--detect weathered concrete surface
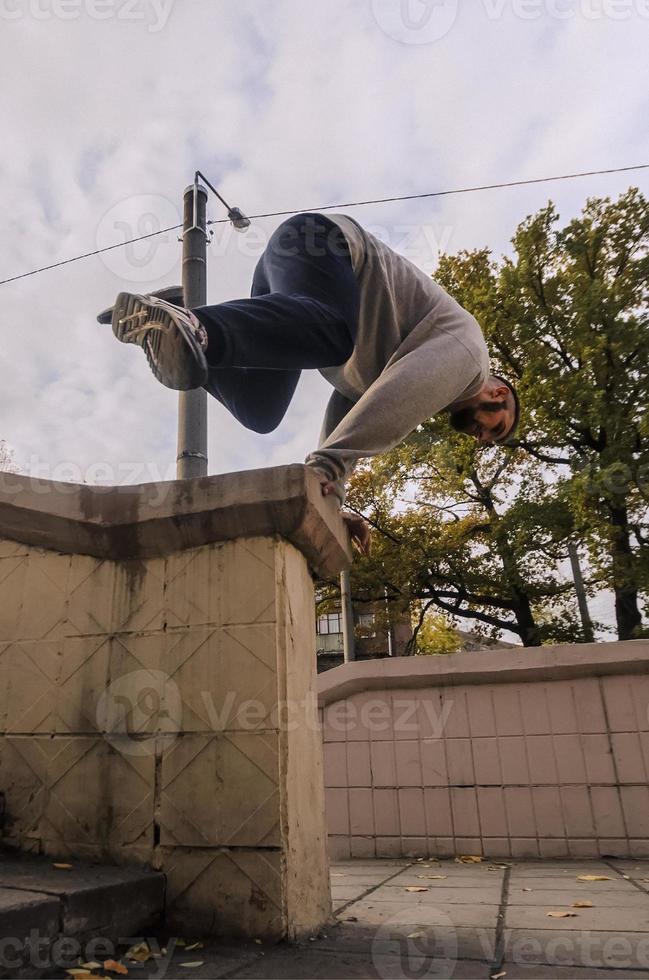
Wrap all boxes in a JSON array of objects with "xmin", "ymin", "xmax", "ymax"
[
  {"xmin": 0, "ymin": 466, "xmax": 351, "ymax": 941},
  {"xmin": 0, "ymin": 464, "xmax": 350, "ymax": 579},
  {"xmin": 318, "ymin": 641, "xmax": 649, "ymax": 861}
]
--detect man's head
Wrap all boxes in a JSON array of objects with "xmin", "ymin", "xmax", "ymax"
[{"xmin": 448, "ymin": 374, "xmax": 520, "ymax": 445}]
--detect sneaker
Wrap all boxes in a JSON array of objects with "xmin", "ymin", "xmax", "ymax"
[
  {"xmin": 96, "ymin": 285, "xmax": 185, "ymax": 325},
  {"xmin": 110, "ymin": 292, "xmax": 209, "ymax": 391}
]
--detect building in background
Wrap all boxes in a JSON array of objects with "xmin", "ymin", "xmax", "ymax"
[{"xmin": 316, "ymin": 601, "xmax": 413, "ymax": 673}]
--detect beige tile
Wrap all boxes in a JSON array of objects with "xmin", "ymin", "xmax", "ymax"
[
  {"xmin": 602, "ymin": 676, "xmax": 637, "ymax": 733},
  {"xmin": 0, "ymin": 734, "xmax": 154, "ymax": 853},
  {"xmin": 526, "ymin": 735, "xmax": 559, "ymax": 784},
  {"xmin": 66, "ymin": 555, "xmax": 165, "ymax": 636},
  {"xmin": 420, "ymin": 738, "xmax": 448, "ymax": 786},
  {"xmin": 443, "ymin": 689, "xmax": 470, "ymax": 738},
  {"xmin": 478, "ymin": 786, "xmax": 506, "ymax": 839},
  {"xmin": 466, "ymin": 686, "xmax": 497, "ymax": 737},
  {"xmin": 160, "ymin": 733, "xmax": 280, "ymax": 848},
  {"xmin": 554, "ymin": 734, "xmax": 587, "ymax": 783},
  {"xmin": 1, "ymin": 640, "xmax": 61, "ymax": 733},
  {"xmin": 561, "ymin": 786, "xmax": 596, "ymax": 838},
  {"xmin": 0, "ymin": 556, "xmax": 28, "ymax": 641},
  {"xmin": 520, "ymin": 686, "xmax": 551, "ymax": 735},
  {"xmin": 547, "ymin": 681, "xmax": 578, "ymax": 734},
  {"xmin": 573, "ymin": 677, "xmax": 607, "ymax": 733},
  {"xmin": 531, "ymin": 787, "xmax": 565, "ymax": 838},
  {"xmin": 493, "ymin": 686, "xmax": 523, "ymax": 736},
  {"xmin": 163, "ymin": 847, "xmax": 285, "ymax": 939},
  {"xmin": 620, "ymin": 786, "xmax": 649, "ymax": 837},
  {"xmin": 162, "ymin": 625, "xmax": 279, "ymax": 734},
  {"xmin": 18, "ymin": 553, "xmax": 70, "ymax": 641}
]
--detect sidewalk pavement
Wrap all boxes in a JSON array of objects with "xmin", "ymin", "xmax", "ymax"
[{"xmin": 55, "ymin": 858, "xmax": 649, "ymax": 979}]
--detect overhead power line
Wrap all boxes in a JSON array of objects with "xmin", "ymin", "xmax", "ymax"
[{"xmin": 1, "ymin": 163, "xmax": 648, "ymax": 287}]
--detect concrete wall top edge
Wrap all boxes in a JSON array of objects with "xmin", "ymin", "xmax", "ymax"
[
  {"xmin": 317, "ymin": 639, "xmax": 649, "ymax": 704},
  {"xmin": 0, "ymin": 464, "xmax": 352, "ymax": 579}
]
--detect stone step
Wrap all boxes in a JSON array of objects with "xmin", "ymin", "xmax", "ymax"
[{"xmin": 0, "ymin": 852, "xmax": 165, "ymax": 978}]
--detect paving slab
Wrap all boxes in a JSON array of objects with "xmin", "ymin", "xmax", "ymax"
[
  {"xmin": 513, "ymin": 876, "xmax": 634, "ymax": 891},
  {"xmin": 503, "ymin": 927, "xmax": 649, "ymax": 971},
  {"xmin": 335, "ymin": 898, "xmax": 500, "ymax": 930},
  {"xmin": 225, "ymin": 947, "xmax": 492, "ymax": 979},
  {"xmin": 363, "ymin": 886, "xmax": 502, "ymax": 906},
  {"xmin": 508, "ymin": 888, "xmax": 649, "ymax": 908},
  {"xmin": 501, "ymin": 966, "xmax": 649, "ymax": 979},
  {"xmin": 507, "ymin": 905, "xmax": 649, "ymax": 932},
  {"xmin": 313, "ymin": 920, "xmax": 497, "ymax": 962}
]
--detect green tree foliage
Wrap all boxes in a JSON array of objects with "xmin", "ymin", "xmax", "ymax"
[
  {"xmin": 438, "ymin": 187, "xmax": 648, "ymax": 639},
  {"xmin": 342, "ymin": 188, "xmax": 648, "ymax": 644}
]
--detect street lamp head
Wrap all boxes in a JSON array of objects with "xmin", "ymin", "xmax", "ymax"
[{"xmin": 228, "ymin": 207, "xmax": 251, "ymax": 232}]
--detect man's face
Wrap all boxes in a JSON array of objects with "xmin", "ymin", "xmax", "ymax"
[{"xmin": 449, "ymin": 385, "xmax": 515, "ymax": 444}]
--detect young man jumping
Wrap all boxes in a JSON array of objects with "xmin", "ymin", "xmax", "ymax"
[{"xmin": 100, "ymin": 212, "xmax": 520, "ymax": 554}]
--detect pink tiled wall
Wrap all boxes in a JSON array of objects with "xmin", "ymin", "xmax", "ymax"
[{"xmin": 321, "ymin": 673, "xmax": 649, "ymax": 860}]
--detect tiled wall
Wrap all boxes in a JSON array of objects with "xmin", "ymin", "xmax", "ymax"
[
  {"xmin": 0, "ymin": 533, "xmax": 331, "ymax": 939},
  {"xmin": 321, "ymin": 674, "xmax": 649, "ymax": 860}
]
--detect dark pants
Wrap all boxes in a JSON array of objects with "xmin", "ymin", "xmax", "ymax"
[{"xmin": 192, "ymin": 213, "xmax": 360, "ymax": 434}]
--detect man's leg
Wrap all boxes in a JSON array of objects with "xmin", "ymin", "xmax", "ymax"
[
  {"xmin": 196, "ymin": 213, "xmax": 359, "ymax": 433},
  {"xmin": 106, "ymin": 214, "xmax": 359, "ymax": 432}
]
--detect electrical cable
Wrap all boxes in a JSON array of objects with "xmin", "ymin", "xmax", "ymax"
[{"xmin": 1, "ymin": 163, "xmax": 647, "ymax": 287}]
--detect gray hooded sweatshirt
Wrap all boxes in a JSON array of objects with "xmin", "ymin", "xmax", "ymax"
[{"xmin": 304, "ymin": 213, "xmax": 491, "ymax": 502}]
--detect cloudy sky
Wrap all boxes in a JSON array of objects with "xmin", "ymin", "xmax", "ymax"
[{"xmin": 1, "ymin": 0, "xmax": 647, "ymax": 631}]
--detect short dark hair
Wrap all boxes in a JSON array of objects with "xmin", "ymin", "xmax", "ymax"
[{"xmin": 491, "ymin": 374, "xmax": 521, "ymax": 443}]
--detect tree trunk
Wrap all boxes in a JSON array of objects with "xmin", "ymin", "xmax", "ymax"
[
  {"xmin": 512, "ymin": 591, "xmax": 542, "ymax": 646},
  {"xmin": 609, "ymin": 503, "xmax": 643, "ymax": 640}
]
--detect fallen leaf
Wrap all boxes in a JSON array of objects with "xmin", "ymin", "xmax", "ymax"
[
  {"xmin": 103, "ymin": 961, "xmax": 128, "ymax": 976},
  {"xmin": 176, "ymin": 939, "xmax": 187, "ymax": 948},
  {"xmin": 487, "ymin": 864, "xmax": 510, "ymax": 871},
  {"xmin": 124, "ymin": 943, "xmax": 152, "ymax": 963},
  {"xmin": 491, "ymin": 972, "xmax": 507, "ymax": 979},
  {"xmin": 576, "ymin": 875, "xmax": 610, "ymax": 882},
  {"xmin": 417, "ymin": 875, "xmax": 448, "ymax": 880},
  {"xmin": 572, "ymin": 901, "xmax": 594, "ymax": 908},
  {"xmin": 184, "ymin": 943, "xmax": 204, "ymax": 952},
  {"xmin": 179, "ymin": 963, "xmax": 204, "ymax": 969},
  {"xmin": 345, "ymin": 916, "xmax": 358, "ymax": 922},
  {"xmin": 522, "ymin": 888, "xmax": 532, "ymax": 892},
  {"xmin": 405, "ymin": 886, "xmax": 429, "ymax": 892},
  {"xmin": 254, "ymin": 939, "xmax": 262, "ymax": 945},
  {"xmin": 81, "ymin": 965, "xmax": 102, "ymax": 972},
  {"xmin": 455, "ymin": 855, "xmax": 482, "ymax": 864},
  {"xmin": 331, "ymin": 873, "xmax": 347, "ymax": 877},
  {"xmin": 547, "ymin": 911, "xmax": 578, "ymax": 918},
  {"xmin": 53, "ymin": 863, "xmax": 73, "ymax": 870},
  {"xmin": 407, "ymin": 932, "xmax": 426, "ymax": 939}
]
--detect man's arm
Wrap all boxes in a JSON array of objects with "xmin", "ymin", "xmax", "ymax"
[{"xmin": 305, "ymin": 331, "xmax": 485, "ymax": 500}]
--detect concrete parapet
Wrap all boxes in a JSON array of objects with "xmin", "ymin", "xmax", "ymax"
[{"xmin": 0, "ymin": 465, "xmax": 351, "ymax": 940}]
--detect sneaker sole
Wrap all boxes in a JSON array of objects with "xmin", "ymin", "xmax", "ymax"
[{"xmin": 112, "ymin": 292, "xmax": 208, "ymax": 391}]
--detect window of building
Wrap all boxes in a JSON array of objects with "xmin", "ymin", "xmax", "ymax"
[
  {"xmin": 317, "ymin": 612, "xmax": 343, "ymax": 635},
  {"xmin": 357, "ymin": 612, "xmax": 377, "ymax": 637}
]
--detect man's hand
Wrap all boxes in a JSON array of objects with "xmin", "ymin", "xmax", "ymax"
[
  {"xmin": 342, "ymin": 512, "xmax": 371, "ymax": 556},
  {"xmin": 312, "ymin": 469, "xmax": 371, "ymax": 555}
]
